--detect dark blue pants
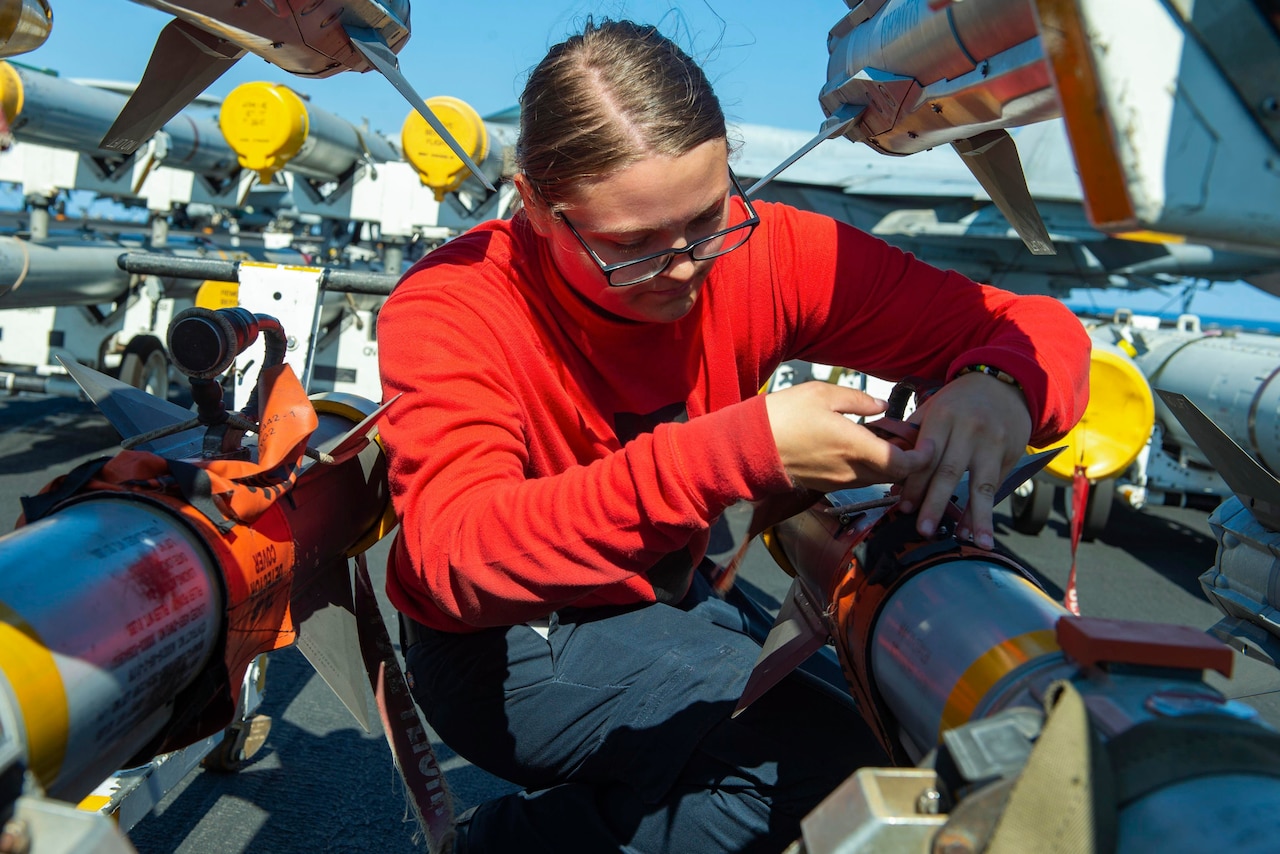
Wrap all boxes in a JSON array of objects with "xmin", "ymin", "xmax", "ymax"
[{"xmin": 403, "ymin": 573, "xmax": 888, "ymax": 853}]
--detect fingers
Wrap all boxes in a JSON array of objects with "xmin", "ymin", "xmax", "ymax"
[{"xmin": 894, "ymin": 377, "xmax": 1032, "ymax": 546}]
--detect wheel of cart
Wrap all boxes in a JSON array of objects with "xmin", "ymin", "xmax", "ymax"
[{"xmin": 118, "ymin": 335, "xmax": 171, "ymax": 401}]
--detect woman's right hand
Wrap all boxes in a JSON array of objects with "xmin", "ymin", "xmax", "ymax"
[{"xmin": 764, "ymin": 382, "xmax": 935, "ymax": 493}]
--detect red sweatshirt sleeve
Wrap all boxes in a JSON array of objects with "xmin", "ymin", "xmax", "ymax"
[{"xmin": 769, "ymin": 208, "xmax": 1090, "ymax": 445}]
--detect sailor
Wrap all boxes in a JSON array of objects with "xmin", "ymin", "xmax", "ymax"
[{"xmin": 377, "ymin": 18, "xmax": 1090, "ymax": 852}]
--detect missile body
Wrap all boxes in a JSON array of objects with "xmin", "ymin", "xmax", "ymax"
[
  {"xmin": 1125, "ymin": 324, "xmax": 1280, "ymax": 476},
  {"xmin": 0, "ymin": 61, "xmax": 239, "ymax": 180},
  {"xmin": 822, "ymin": 0, "xmax": 1057, "ymax": 156},
  {"xmin": 750, "ymin": 483, "xmax": 1280, "ymax": 850},
  {"xmin": 0, "ymin": 390, "xmax": 391, "ymax": 803},
  {"xmin": 0, "ymin": 0, "xmax": 51, "ymax": 59}
]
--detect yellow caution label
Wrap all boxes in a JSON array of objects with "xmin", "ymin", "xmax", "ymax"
[
  {"xmin": 195, "ymin": 279, "xmax": 239, "ymax": 310},
  {"xmin": 0, "ymin": 599, "xmax": 69, "ymax": 788},
  {"xmin": 940, "ymin": 628, "xmax": 1059, "ymax": 737},
  {"xmin": 77, "ymin": 794, "xmax": 114, "ymax": 816}
]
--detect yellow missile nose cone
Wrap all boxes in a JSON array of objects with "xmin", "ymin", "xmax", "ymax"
[
  {"xmin": 0, "ymin": 60, "xmax": 23, "ymax": 125},
  {"xmin": 1041, "ymin": 341, "xmax": 1155, "ymax": 481},
  {"xmin": 401, "ymin": 95, "xmax": 489, "ymax": 201},
  {"xmin": 219, "ymin": 82, "xmax": 311, "ymax": 184}
]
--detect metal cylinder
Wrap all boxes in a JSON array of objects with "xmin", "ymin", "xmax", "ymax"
[
  {"xmin": 0, "ymin": 0, "xmax": 51, "ymax": 59},
  {"xmin": 0, "ymin": 237, "xmax": 133, "ymax": 306},
  {"xmin": 0, "ymin": 399, "xmax": 391, "ymax": 806},
  {"xmin": 827, "ymin": 0, "xmax": 1038, "ymax": 88},
  {"xmin": 0, "ymin": 61, "xmax": 238, "ymax": 179},
  {"xmin": 869, "ymin": 559, "xmax": 1066, "ymax": 754},
  {"xmin": 1120, "ymin": 323, "xmax": 1280, "ymax": 474},
  {"xmin": 0, "ymin": 497, "xmax": 224, "ymax": 799}
]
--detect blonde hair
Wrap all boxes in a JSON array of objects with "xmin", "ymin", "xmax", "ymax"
[{"xmin": 517, "ymin": 18, "xmax": 726, "ymax": 209}]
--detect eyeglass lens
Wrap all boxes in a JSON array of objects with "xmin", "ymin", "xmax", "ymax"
[{"xmin": 606, "ymin": 224, "xmax": 753, "ymax": 286}]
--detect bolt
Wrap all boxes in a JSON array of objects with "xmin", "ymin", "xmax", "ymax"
[
  {"xmin": 932, "ymin": 103, "xmax": 943, "ymax": 113},
  {"xmin": 916, "ymin": 787, "xmax": 943, "ymax": 815},
  {"xmin": 271, "ymin": 41, "xmax": 283, "ymax": 49},
  {"xmin": 908, "ymin": 131, "xmax": 919, "ymax": 139},
  {"xmin": 286, "ymin": 335, "xmax": 298, "ymax": 351},
  {"xmin": 1261, "ymin": 96, "xmax": 1279, "ymax": 117}
]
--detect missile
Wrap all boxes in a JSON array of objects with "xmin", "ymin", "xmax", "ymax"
[
  {"xmin": 1156, "ymin": 392, "xmax": 1280, "ymax": 673},
  {"xmin": 109, "ymin": 0, "xmax": 494, "ymax": 192},
  {"xmin": 0, "ymin": 305, "xmax": 396, "ymax": 815},
  {"xmin": 735, "ymin": 443, "xmax": 1280, "ymax": 852},
  {"xmin": 0, "ymin": 0, "xmax": 51, "ymax": 60},
  {"xmin": 0, "ymin": 60, "xmax": 240, "ymax": 181},
  {"xmin": 218, "ymin": 80, "xmax": 399, "ymax": 185},
  {"xmin": 763, "ymin": 0, "xmax": 1280, "ymax": 258}
]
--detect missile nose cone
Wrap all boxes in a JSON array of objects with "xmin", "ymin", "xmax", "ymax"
[
  {"xmin": 0, "ymin": 0, "xmax": 52, "ymax": 61},
  {"xmin": 0, "ymin": 60, "xmax": 23, "ymax": 126}
]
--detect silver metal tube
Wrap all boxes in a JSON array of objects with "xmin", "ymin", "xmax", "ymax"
[
  {"xmin": 2, "ymin": 62, "xmax": 239, "ymax": 179},
  {"xmin": 869, "ymin": 559, "xmax": 1066, "ymax": 754},
  {"xmin": 288, "ymin": 104, "xmax": 399, "ymax": 183},
  {"xmin": 1127, "ymin": 326, "xmax": 1280, "ymax": 474},
  {"xmin": 0, "ymin": 497, "xmax": 224, "ymax": 800}
]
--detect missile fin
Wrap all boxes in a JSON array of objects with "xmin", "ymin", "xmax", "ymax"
[
  {"xmin": 316, "ymin": 393, "xmax": 400, "ymax": 465},
  {"xmin": 100, "ymin": 19, "xmax": 245, "ymax": 155},
  {"xmin": 292, "ymin": 562, "xmax": 373, "ymax": 732},
  {"xmin": 732, "ymin": 577, "xmax": 831, "ymax": 718},
  {"xmin": 346, "ymin": 25, "xmax": 497, "ymax": 193},
  {"xmin": 55, "ymin": 357, "xmax": 205, "ymax": 457},
  {"xmin": 951, "ymin": 446, "xmax": 1065, "ymax": 515},
  {"xmin": 1156, "ymin": 390, "xmax": 1280, "ymax": 531},
  {"xmin": 746, "ymin": 106, "xmax": 864, "ymax": 197},
  {"xmin": 951, "ymin": 129, "xmax": 1056, "ymax": 256}
]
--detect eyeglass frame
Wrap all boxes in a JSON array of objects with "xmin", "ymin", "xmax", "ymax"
[{"xmin": 557, "ymin": 170, "xmax": 760, "ymax": 288}]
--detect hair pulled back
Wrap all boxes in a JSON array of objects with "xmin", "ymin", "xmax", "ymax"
[{"xmin": 517, "ymin": 18, "xmax": 726, "ymax": 209}]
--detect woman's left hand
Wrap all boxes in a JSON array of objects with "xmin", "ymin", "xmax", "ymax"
[{"xmin": 894, "ymin": 371, "xmax": 1033, "ymax": 549}]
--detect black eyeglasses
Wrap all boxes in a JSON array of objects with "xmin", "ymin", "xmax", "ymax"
[{"xmin": 558, "ymin": 171, "xmax": 760, "ymax": 287}]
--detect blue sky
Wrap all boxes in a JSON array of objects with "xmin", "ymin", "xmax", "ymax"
[{"xmin": 21, "ymin": 1, "xmax": 843, "ymax": 138}]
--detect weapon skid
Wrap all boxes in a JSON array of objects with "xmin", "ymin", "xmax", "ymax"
[
  {"xmin": 744, "ymin": 473, "xmax": 1280, "ymax": 852},
  {"xmin": 0, "ymin": 301, "xmax": 429, "ymax": 853}
]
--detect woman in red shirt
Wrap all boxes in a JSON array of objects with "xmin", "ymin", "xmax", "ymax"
[{"xmin": 378, "ymin": 18, "xmax": 1089, "ymax": 853}]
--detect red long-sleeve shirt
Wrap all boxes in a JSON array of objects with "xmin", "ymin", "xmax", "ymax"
[{"xmin": 378, "ymin": 201, "xmax": 1089, "ymax": 632}]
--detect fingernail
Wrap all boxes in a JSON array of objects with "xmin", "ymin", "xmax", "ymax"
[
  {"xmin": 899, "ymin": 500, "xmax": 914, "ymax": 513},
  {"xmin": 978, "ymin": 533, "xmax": 994, "ymax": 550},
  {"xmin": 957, "ymin": 527, "xmax": 971, "ymax": 541},
  {"xmin": 919, "ymin": 518, "xmax": 934, "ymax": 537}
]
